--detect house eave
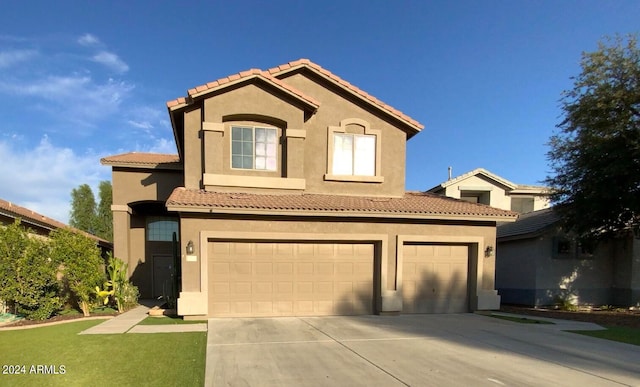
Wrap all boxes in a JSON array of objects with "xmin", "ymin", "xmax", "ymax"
[{"xmin": 166, "ymin": 204, "xmax": 517, "ymax": 222}]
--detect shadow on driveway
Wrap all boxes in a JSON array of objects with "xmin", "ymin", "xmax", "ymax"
[{"xmin": 205, "ymin": 313, "xmax": 640, "ymax": 386}]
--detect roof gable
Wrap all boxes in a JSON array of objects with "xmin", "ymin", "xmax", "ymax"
[
  {"xmin": 167, "ymin": 68, "xmax": 320, "ymax": 113},
  {"xmin": 267, "ymin": 59, "xmax": 423, "ymax": 136},
  {"xmin": 428, "ymin": 168, "xmax": 518, "ymax": 192}
]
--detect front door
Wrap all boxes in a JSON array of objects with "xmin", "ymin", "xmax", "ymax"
[{"xmin": 152, "ymin": 255, "xmax": 174, "ymax": 299}]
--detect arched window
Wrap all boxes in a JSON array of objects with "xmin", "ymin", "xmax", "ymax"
[{"xmin": 147, "ymin": 217, "xmax": 179, "ymax": 242}]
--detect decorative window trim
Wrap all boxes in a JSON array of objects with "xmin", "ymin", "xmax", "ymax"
[
  {"xmin": 325, "ymin": 118, "xmax": 383, "ymax": 183},
  {"xmin": 230, "ymin": 125, "xmax": 278, "ymax": 171}
]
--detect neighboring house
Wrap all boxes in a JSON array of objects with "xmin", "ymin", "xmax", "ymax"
[
  {"xmin": 0, "ymin": 198, "xmax": 112, "ymax": 254},
  {"xmin": 496, "ymin": 208, "xmax": 640, "ymax": 307},
  {"xmin": 101, "ymin": 59, "xmax": 517, "ymax": 319},
  {"xmin": 0, "ymin": 198, "xmax": 113, "ymax": 313},
  {"xmin": 427, "ymin": 168, "xmax": 550, "ymax": 214}
]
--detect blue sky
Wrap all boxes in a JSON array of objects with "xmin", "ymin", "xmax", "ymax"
[{"xmin": 0, "ymin": 1, "xmax": 638, "ymax": 223}]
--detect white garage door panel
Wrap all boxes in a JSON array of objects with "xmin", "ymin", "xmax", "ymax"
[
  {"xmin": 209, "ymin": 242, "xmax": 374, "ymax": 317},
  {"xmin": 402, "ymin": 244, "xmax": 469, "ymax": 314}
]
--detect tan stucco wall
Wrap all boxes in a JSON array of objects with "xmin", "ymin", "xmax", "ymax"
[
  {"xmin": 176, "ymin": 215, "xmax": 498, "ymax": 316},
  {"xmin": 442, "ymin": 175, "xmax": 510, "ymax": 209},
  {"xmin": 177, "ymin": 72, "xmax": 408, "ymax": 197},
  {"xmin": 111, "ymin": 168, "xmax": 182, "ymax": 205}
]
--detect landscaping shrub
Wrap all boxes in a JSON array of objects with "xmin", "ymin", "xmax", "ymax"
[
  {"xmin": 50, "ymin": 228, "xmax": 105, "ymax": 317},
  {"xmin": 0, "ymin": 221, "xmax": 61, "ymax": 320}
]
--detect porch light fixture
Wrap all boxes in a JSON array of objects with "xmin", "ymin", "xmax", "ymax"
[
  {"xmin": 186, "ymin": 240, "xmax": 195, "ymax": 255},
  {"xmin": 484, "ymin": 245, "xmax": 494, "ymax": 257}
]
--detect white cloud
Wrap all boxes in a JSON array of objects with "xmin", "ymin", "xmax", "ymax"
[
  {"xmin": 0, "ymin": 49, "xmax": 38, "ymax": 68},
  {"xmin": 78, "ymin": 33, "xmax": 101, "ymax": 47},
  {"xmin": 0, "ymin": 136, "xmax": 109, "ymax": 223},
  {"xmin": 92, "ymin": 51, "xmax": 129, "ymax": 73},
  {"xmin": 0, "ymin": 75, "xmax": 134, "ymax": 127},
  {"xmin": 128, "ymin": 120, "xmax": 153, "ymax": 129}
]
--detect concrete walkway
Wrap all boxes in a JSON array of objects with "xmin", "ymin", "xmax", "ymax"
[
  {"xmin": 79, "ymin": 301, "xmax": 207, "ymax": 334},
  {"xmin": 80, "ymin": 304, "xmax": 151, "ymax": 334}
]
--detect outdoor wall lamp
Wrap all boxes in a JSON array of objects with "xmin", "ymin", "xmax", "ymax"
[
  {"xmin": 484, "ymin": 245, "xmax": 494, "ymax": 257},
  {"xmin": 186, "ymin": 240, "xmax": 195, "ymax": 255}
]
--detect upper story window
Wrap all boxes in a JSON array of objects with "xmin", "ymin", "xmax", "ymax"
[
  {"xmin": 332, "ymin": 133, "xmax": 376, "ymax": 176},
  {"xmin": 231, "ymin": 126, "xmax": 277, "ymax": 171},
  {"xmin": 147, "ymin": 217, "xmax": 179, "ymax": 242},
  {"xmin": 325, "ymin": 118, "xmax": 383, "ymax": 183}
]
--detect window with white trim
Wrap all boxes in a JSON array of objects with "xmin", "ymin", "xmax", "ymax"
[
  {"xmin": 332, "ymin": 133, "xmax": 376, "ymax": 176},
  {"xmin": 231, "ymin": 126, "xmax": 277, "ymax": 171}
]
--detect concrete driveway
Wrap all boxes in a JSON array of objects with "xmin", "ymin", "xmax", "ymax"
[{"xmin": 205, "ymin": 313, "xmax": 640, "ymax": 386}]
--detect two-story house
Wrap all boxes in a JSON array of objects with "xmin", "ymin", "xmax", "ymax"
[
  {"xmin": 427, "ymin": 168, "xmax": 550, "ymax": 214},
  {"xmin": 102, "ymin": 59, "xmax": 517, "ymax": 319}
]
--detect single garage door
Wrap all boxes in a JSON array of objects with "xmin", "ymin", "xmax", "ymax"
[
  {"xmin": 208, "ymin": 241, "xmax": 374, "ymax": 317},
  {"xmin": 402, "ymin": 243, "xmax": 469, "ymax": 313}
]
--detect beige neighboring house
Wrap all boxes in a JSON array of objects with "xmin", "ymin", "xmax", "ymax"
[
  {"xmin": 427, "ymin": 168, "xmax": 550, "ymax": 214},
  {"xmin": 496, "ymin": 208, "xmax": 640, "ymax": 307},
  {"xmin": 101, "ymin": 59, "xmax": 517, "ymax": 319}
]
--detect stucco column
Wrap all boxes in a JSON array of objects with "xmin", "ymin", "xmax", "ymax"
[
  {"xmin": 285, "ymin": 129, "xmax": 306, "ymax": 178},
  {"xmin": 202, "ymin": 122, "xmax": 224, "ymax": 175},
  {"xmin": 111, "ymin": 204, "xmax": 131, "ymax": 275}
]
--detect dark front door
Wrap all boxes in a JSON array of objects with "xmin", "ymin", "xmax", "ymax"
[{"xmin": 152, "ymin": 255, "xmax": 174, "ymax": 299}]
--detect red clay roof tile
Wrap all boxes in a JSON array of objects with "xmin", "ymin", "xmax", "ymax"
[
  {"xmin": 266, "ymin": 59, "xmax": 423, "ymax": 132},
  {"xmin": 0, "ymin": 198, "xmax": 111, "ymax": 245},
  {"xmin": 100, "ymin": 152, "xmax": 182, "ymax": 169},
  {"xmin": 166, "ymin": 188, "xmax": 517, "ymax": 220}
]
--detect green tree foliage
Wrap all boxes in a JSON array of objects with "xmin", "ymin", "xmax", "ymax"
[
  {"xmin": 50, "ymin": 228, "xmax": 105, "ymax": 317},
  {"xmin": 0, "ymin": 221, "xmax": 61, "ymax": 320},
  {"xmin": 69, "ymin": 181, "xmax": 113, "ymax": 241},
  {"xmin": 545, "ymin": 34, "xmax": 640, "ymax": 239},
  {"xmin": 69, "ymin": 184, "xmax": 97, "ymax": 234},
  {"xmin": 95, "ymin": 180, "xmax": 113, "ymax": 241}
]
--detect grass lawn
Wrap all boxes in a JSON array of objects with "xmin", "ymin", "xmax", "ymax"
[
  {"xmin": 0, "ymin": 320, "xmax": 206, "ymax": 387},
  {"xmin": 138, "ymin": 316, "xmax": 207, "ymax": 325},
  {"xmin": 570, "ymin": 327, "xmax": 640, "ymax": 346},
  {"xmin": 489, "ymin": 314, "xmax": 554, "ymax": 324}
]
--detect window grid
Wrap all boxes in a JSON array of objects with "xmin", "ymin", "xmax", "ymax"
[
  {"xmin": 231, "ymin": 126, "xmax": 277, "ymax": 171},
  {"xmin": 147, "ymin": 217, "xmax": 179, "ymax": 242}
]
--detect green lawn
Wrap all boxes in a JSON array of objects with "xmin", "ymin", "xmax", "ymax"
[
  {"xmin": 0, "ymin": 320, "xmax": 206, "ymax": 387},
  {"xmin": 138, "ymin": 316, "xmax": 207, "ymax": 325},
  {"xmin": 570, "ymin": 327, "xmax": 640, "ymax": 346}
]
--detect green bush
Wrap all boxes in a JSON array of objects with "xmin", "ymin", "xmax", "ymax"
[
  {"xmin": 0, "ymin": 221, "xmax": 62, "ymax": 320},
  {"xmin": 50, "ymin": 228, "xmax": 105, "ymax": 317}
]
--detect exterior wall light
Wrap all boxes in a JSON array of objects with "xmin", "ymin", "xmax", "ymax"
[
  {"xmin": 186, "ymin": 240, "xmax": 195, "ymax": 255},
  {"xmin": 484, "ymin": 245, "xmax": 494, "ymax": 257}
]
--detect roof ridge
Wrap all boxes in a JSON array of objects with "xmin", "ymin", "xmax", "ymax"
[{"xmin": 266, "ymin": 58, "xmax": 423, "ymax": 131}]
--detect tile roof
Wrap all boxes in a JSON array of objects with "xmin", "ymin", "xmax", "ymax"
[
  {"xmin": 428, "ymin": 168, "xmax": 518, "ymax": 191},
  {"xmin": 497, "ymin": 208, "xmax": 560, "ymax": 240},
  {"xmin": 0, "ymin": 198, "xmax": 111, "ymax": 246},
  {"xmin": 166, "ymin": 59, "xmax": 423, "ymax": 134},
  {"xmin": 101, "ymin": 152, "xmax": 182, "ymax": 169},
  {"xmin": 166, "ymin": 68, "xmax": 320, "ymax": 111},
  {"xmin": 166, "ymin": 188, "xmax": 518, "ymax": 220},
  {"xmin": 267, "ymin": 59, "xmax": 423, "ymax": 132}
]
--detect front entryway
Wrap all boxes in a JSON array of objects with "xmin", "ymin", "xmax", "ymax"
[{"xmin": 152, "ymin": 254, "xmax": 174, "ymax": 299}]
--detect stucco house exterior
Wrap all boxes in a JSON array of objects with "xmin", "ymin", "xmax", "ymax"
[
  {"xmin": 427, "ymin": 168, "xmax": 550, "ymax": 214},
  {"xmin": 102, "ymin": 59, "xmax": 517, "ymax": 319},
  {"xmin": 496, "ymin": 208, "xmax": 640, "ymax": 307}
]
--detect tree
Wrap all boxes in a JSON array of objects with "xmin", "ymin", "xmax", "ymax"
[
  {"xmin": 0, "ymin": 221, "xmax": 61, "ymax": 320},
  {"xmin": 69, "ymin": 184, "xmax": 97, "ymax": 234},
  {"xmin": 95, "ymin": 180, "xmax": 113, "ymax": 241},
  {"xmin": 545, "ymin": 34, "xmax": 640, "ymax": 239},
  {"xmin": 50, "ymin": 228, "xmax": 105, "ymax": 317}
]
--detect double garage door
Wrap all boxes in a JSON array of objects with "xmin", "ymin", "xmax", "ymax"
[
  {"xmin": 208, "ymin": 241, "xmax": 375, "ymax": 317},
  {"xmin": 208, "ymin": 241, "xmax": 470, "ymax": 317}
]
